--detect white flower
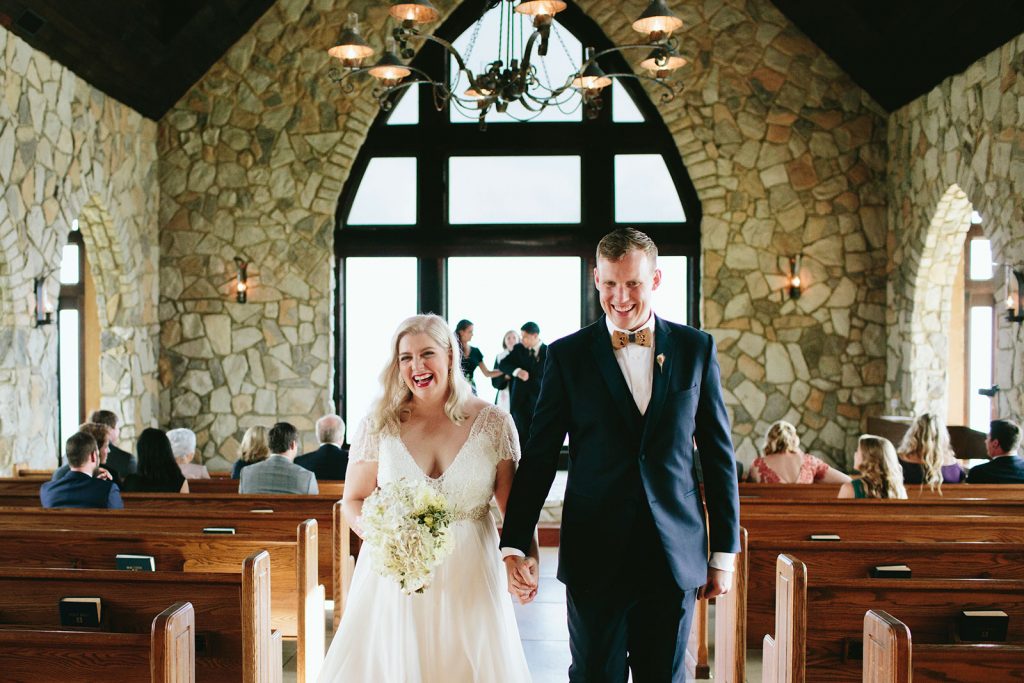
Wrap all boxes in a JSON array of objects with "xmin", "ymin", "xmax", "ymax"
[{"xmin": 360, "ymin": 479, "xmax": 455, "ymax": 594}]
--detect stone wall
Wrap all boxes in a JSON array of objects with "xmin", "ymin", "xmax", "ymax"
[
  {"xmin": 157, "ymin": 0, "xmax": 887, "ymax": 470},
  {"xmin": 0, "ymin": 26, "xmax": 160, "ymax": 471},
  {"xmin": 887, "ymin": 33, "xmax": 1024, "ymax": 421}
]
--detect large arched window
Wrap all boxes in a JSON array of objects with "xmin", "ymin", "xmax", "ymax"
[{"xmin": 334, "ymin": 1, "xmax": 702, "ymax": 431}]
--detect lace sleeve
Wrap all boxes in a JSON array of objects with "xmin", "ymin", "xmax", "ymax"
[
  {"xmin": 491, "ymin": 407, "xmax": 521, "ymax": 463},
  {"xmin": 348, "ymin": 418, "xmax": 381, "ymax": 463}
]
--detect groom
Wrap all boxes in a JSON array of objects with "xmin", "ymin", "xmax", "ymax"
[{"xmin": 500, "ymin": 228, "xmax": 740, "ymax": 682}]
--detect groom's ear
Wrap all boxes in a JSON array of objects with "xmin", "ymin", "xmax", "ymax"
[{"xmin": 593, "ymin": 266, "xmax": 601, "ymax": 290}]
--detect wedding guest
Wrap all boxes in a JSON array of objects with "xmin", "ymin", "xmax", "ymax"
[
  {"xmin": 455, "ymin": 319, "xmax": 503, "ymax": 395},
  {"xmin": 492, "ymin": 329, "xmax": 519, "ymax": 412},
  {"xmin": 89, "ymin": 409, "xmax": 137, "ymax": 475},
  {"xmin": 296, "ymin": 414, "xmax": 349, "ymax": 480},
  {"xmin": 239, "ymin": 422, "xmax": 318, "ymax": 494},
  {"xmin": 121, "ymin": 428, "xmax": 189, "ymax": 493},
  {"xmin": 233, "ymin": 425, "xmax": 270, "ymax": 479},
  {"xmin": 967, "ymin": 419, "xmax": 1024, "ymax": 483},
  {"xmin": 497, "ymin": 321, "xmax": 547, "ymax": 442},
  {"xmin": 168, "ymin": 427, "xmax": 210, "ymax": 479},
  {"xmin": 897, "ymin": 412, "xmax": 964, "ymax": 489},
  {"xmin": 40, "ymin": 432, "xmax": 124, "ymax": 509},
  {"xmin": 838, "ymin": 435, "xmax": 907, "ymax": 499},
  {"xmin": 746, "ymin": 420, "xmax": 851, "ymax": 485},
  {"xmin": 50, "ymin": 422, "xmax": 121, "ymax": 486}
]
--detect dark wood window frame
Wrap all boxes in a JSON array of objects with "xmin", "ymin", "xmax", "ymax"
[{"xmin": 332, "ymin": 0, "xmax": 703, "ymax": 418}]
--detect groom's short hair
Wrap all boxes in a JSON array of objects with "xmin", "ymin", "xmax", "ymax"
[{"xmin": 597, "ymin": 228, "xmax": 658, "ymax": 265}]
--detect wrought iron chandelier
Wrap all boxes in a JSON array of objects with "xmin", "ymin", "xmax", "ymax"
[{"xmin": 327, "ymin": 0, "xmax": 688, "ymax": 126}]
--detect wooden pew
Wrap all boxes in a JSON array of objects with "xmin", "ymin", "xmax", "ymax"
[
  {"xmin": 188, "ymin": 478, "xmax": 344, "ymax": 497},
  {"xmin": 0, "ymin": 601, "xmax": 195, "ymax": 682},
  {"xmin": 0, "ymin": 552, "xmax": 278, "ymax": 682},
  {"xmin": 740, "ymin": 512, "xmax": 1024, "ymax": 543},
  {"xmin": 763, "ymin": 554, "xmax": 1024, "ymax": 682},
  {"xmin": 741, "ymin": 498, "xmax": 1024, "ymax": 517},
  {"xmin": 863, "ymin": 610, "xmax": 912, "ymax": 683},
  {"xmin": 738, "ymin": 482, "xmax": 1024, "ymax": 500},
  {"xmin": 0, "ymin": 524, "xmax": 324, "ymax": 683}
]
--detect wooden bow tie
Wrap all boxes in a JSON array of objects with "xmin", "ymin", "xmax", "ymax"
[{"xmin": 611, "ymin": 329, "xmax": 652, "ymax": 349}]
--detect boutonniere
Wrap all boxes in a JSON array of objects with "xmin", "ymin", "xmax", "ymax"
[{"xmin": 656, "ymin": 353, "xmax": 666, "ymax": 374}]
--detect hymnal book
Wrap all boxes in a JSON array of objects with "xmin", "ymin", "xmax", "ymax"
[
  {"xmin": 957, "ymin": 610, "xmax": 1009, "ymax": 642},
  {"xmin": 202, "ymin": 527, "xmax": 236, "ymax": 534},
  {"xmin": 249, "ymin": 508, "xmax": 274, "ymax": 514},
  {"xmin": 59, "ymin": 597, "xmax": 102, "ymax": 627},
  {"xmin": 869, "ymin": 564, "xmax": 911, "ymax": 579},
  {"xmin": 116, "ymin": 554, "xmax": 155, "ymax": 571},
  {"xmin": 809, "ymin": 534, "xmax": 841, "ymax": 541}
]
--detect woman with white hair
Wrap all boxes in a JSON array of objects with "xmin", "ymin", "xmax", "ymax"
[
  {"xmin": 318, "ymin": 314, "xmax": 533, "ymax": 683},
  {"xmin": 167, "ymin": 428, "xmax": 211, "ymax": 479}
]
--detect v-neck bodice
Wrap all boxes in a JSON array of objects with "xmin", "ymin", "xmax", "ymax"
[{"xmin": 349, "ymin": 404, "xmax": 520, "ymax": 516}]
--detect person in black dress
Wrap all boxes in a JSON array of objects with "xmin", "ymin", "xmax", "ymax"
[
  {"xmin": 121, "ymin": 428, "xmax": 189, "ymax": 493},
  {"xmin": 454, "ymin": 319, "xmax": 503, "ymax": 395}
]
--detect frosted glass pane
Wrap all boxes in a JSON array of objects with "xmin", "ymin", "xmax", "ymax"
[
  {"xmin": 449, "ymin": 8, "xmax": 582, "ymax": 124},
  {"xmin": 448, "ymin": 257, "xmax": 581, "ymax": 402},
  {"xmin": 347, "ymin": 158, "xmax": 417, "ymax": 225},
  {"xmin": 344, "ymin": 258, "xmax": 417, "ymax": 434},
  {"xmin": 449, "ymin": 156, "xmax": 580, "ymax": 224},
  {"xmin": 614, "ymin": 154, "xmax": 686, "ymax": 223},
  {"xmin": 59, "ymin": 309, "xmax": 81, "ymax": 447},
  {"xmin": 612, "ymin": 80, "xmax": 644, "ymax": 123},
  {"xmin": 60, "ymin": 243, "xmax": 80, "ymax": 284},
  {"xmin": 968, "ymin": 306, "xmax": 993, "ymax": 432},
  {"xmin": 652, "ymin": 256, "xmax": 689, "ymax": 325},
  {"xmin": 386, "ymin": 87, "xmax": 419, "ymax": 125},
  {"xmin": 969, "ymin": 239, "xmax": 993, "ymax": 280}
]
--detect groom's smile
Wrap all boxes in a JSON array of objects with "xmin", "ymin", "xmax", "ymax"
[{"xmin": 594, "ymin": 249, "xmax": 662, "ymax": 332}]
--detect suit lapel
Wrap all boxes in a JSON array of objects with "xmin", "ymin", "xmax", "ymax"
[
  {"xmin": 641, "ymin": 316, "xmax": 674, "ymax": 447},
  {"xmin": 590, "ymin": 319, "xmax": 642, "ymax": 432}
]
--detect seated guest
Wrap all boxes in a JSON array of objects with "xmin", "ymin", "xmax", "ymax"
[
  {"xmin": 168, "ymin": 427, "xmax": 211, "ymax": 479},
  {"xmin": 746, "ymin": 420, "xmax": 850, "ymax": 485},
  {"xmin": 839, "ymin": 435, "xmax": 907, "ymax": 499},
  {"xmin": 121, "ymin": 428, "xmax": 189, "ymax": 493},
  {"xmin": 233, "ymin": 425, "xmax": 270, "ymax": 479},
  {"xmin": 240, "ymin": 422, "xmax": 319, "ymax": 495},
  {"xmin": 50, "ymin": 422, "xmax": 122, "ymax": 486},
  {"xmin": 295, "ymin": 414, "xmax": 348, "ymax": 481},
  {"xmin": 897, "ymin": 412, "xmax": 965, "ymax": 489},
  {"xmin": 967, "ymin": 419, "xmax": 1024, "ymax": 483},
  {"xmin": 89, "ymin": 409, "xmax": 137, "ymax": 475},
  {"xmin": 40, "ymin": 432, "xmax": 124, "ymax": 509}
]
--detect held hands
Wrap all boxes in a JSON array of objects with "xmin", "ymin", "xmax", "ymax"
[
  {"xmin": 697, "ymin": 567, "xmax": 732, "ymax": 600},
  {"xmin": 514, "ymin": 369, "xmax": 530, "ymax": 381},
  {"xmin": 503, "ymin": 555, "xmax": 539, "ymax": 605}
]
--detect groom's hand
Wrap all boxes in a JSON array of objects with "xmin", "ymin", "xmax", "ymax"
[
  {"xmin": 503, "ymin": 556, "xmax": 539, "ymax": 605},
  {"xmin": 697, "ymin": 567, "xmax": 732, "ymax": 600}
]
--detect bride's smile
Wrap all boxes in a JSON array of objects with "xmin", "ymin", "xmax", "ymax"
[{"xmin": 399, "ymin": 333, "xmax": 450, "ymax": 400}]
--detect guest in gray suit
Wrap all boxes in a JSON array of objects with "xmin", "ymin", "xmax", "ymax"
[{"xmin": 239, "ymin": 422, "xmax": 319, "ymax": 495}]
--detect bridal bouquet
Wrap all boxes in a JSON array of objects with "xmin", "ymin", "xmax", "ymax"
[{"xmin": 360, "ymin": 479, "xmax": 455, "ymax": 594}]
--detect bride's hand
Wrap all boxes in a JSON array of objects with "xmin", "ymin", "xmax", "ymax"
[{"xmin": 503, "ymin": 556, "xmax": 539, "ymax": 605}]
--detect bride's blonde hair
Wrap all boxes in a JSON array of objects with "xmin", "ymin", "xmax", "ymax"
[{"xmin": 366, "ymin": 314, "xmax": 473, "ymax": 435}]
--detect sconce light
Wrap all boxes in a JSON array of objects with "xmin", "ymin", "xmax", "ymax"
[
  {"xmin": 34, "ymin": 277, "xmax": 53, "ymax": 327},
  {"xmin": 1006, "ymin": 266, "xmax": 1024, "ymax": 324},
  {"xmin": 233, "ymin": 257, "xmax": 249, "ymax": 304},
  {"xmin": 787, "ymin": 254, "xmax": 802, "ymax": 299}
]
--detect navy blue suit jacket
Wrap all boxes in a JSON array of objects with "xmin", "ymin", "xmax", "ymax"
[
  {"xmin": 40, "ymin": 471, "xmax": 124, "ymax": 509},
  {"xmin": 500, "ymin": 316, "xmax": 740, "ymax": 591},
  {"xmin": 967, "ymin": 455, "xmax": 1024, "ymax": 483},
  {"xmin": 295, "ymin": 444, "xmax": 348, "ymax": 481}
]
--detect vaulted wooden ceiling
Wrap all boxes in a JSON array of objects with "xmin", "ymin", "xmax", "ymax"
[{"xmin": 1, "ymin": 0, "xmax": 1022, "ymax": 120}]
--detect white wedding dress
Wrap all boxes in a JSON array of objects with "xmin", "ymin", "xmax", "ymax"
[{"xmin": 318, "ymin": 404, "xmax": 533, "ymax": 683}]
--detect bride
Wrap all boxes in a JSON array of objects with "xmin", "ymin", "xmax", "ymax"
[{"xmin": 318, "ymin": 314, "xmax": 536, "ymax": 682}]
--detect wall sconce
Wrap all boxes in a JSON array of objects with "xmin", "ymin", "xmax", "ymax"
[
  {"xmin": 33, "ymin": 277, "xmax": 53, "ymax": 327},
  {"xmin": 787, "ymin": 254, "xmax": 802, "ymax": 299},
  {"xmin": 233, "ymin": 257, "xmax": 249, "ymax": 304},
  {"xmin": 1006, "ymin": 266, "xmax": 1023, "ymax": 324}
]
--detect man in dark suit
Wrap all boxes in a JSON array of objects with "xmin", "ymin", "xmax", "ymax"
[
  {"xmin": 50, "ymin": 422, "xmax": 122, "ymax": 487},
  {"xmin": 296, "ymin": 414, "xmax": 349, "ymax": 480},
  {"xmin": 500, "ymin": 228, "xmax": 740, "ymax": 682},
  {"xmin": 89, "ymin": 409, "xmax": 137, "ymax": 476},
  {"xmin": 497, "ymin": 321, "xmax": 547, "ymax": 443},
  {"xmin": 967, "ymin": 419, "xmax": 1023, "ymax": 483},
  {"xmin": 41, "ymin": 431, "xmax": 124, "ymax": 509}
]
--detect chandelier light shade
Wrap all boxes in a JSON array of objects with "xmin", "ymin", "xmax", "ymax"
[
  {"xmin": 389, "ymin": 0, "xmax": 441, "ymax": 25},
  {"xmin": 327, "ymin": 0, "xmax": 689, "ymax": 127},
  {"xmin": 632, "ymin": 0, "xmax": 684, "ymax": 40},
  {"xmin": 328, "ymin": 13, "xmax": 376, "ymax": 67}
]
